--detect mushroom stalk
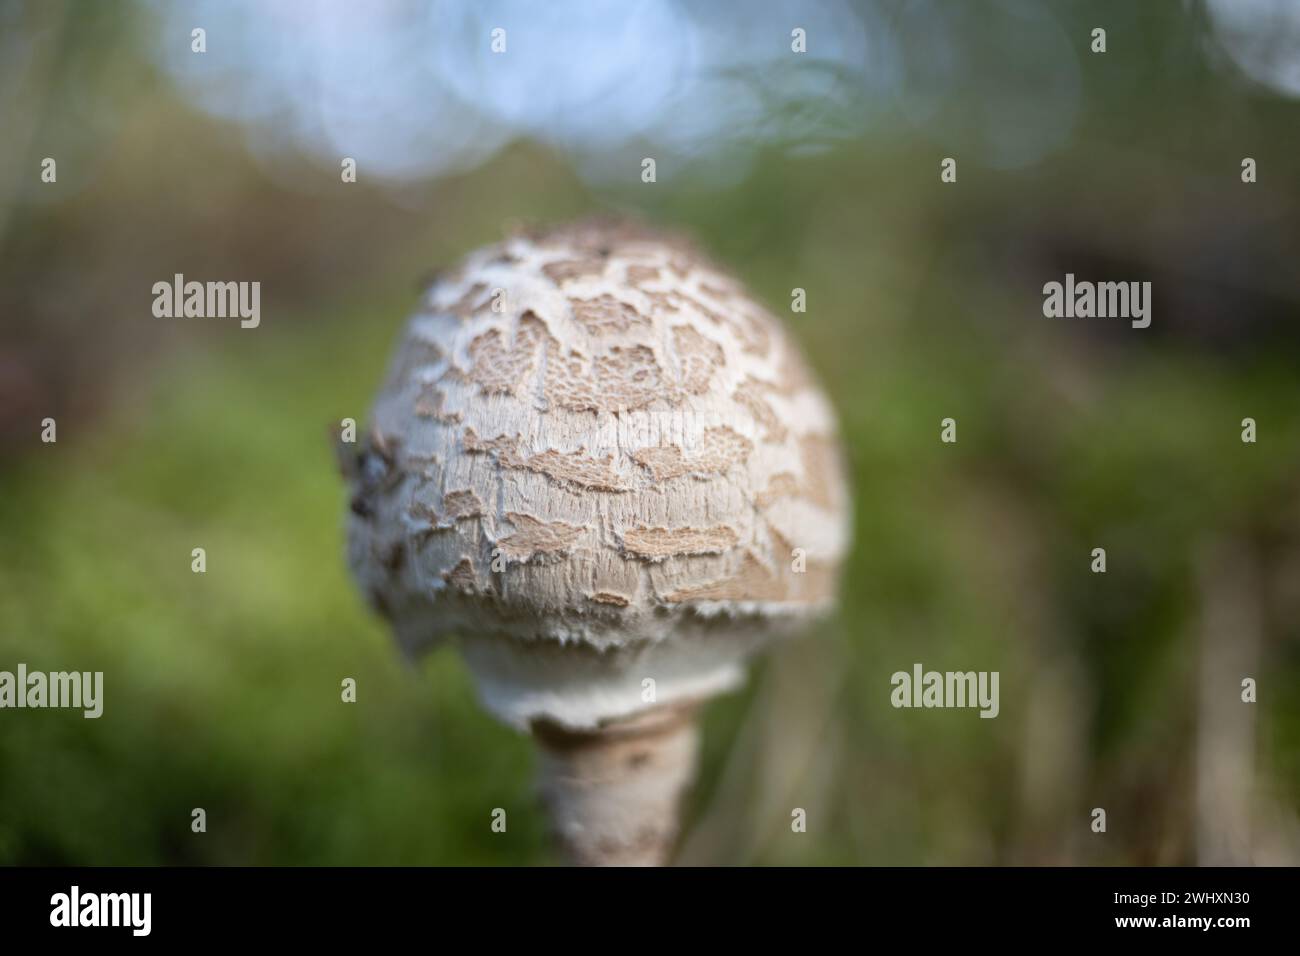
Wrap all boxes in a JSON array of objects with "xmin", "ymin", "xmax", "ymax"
[{"xmin": 533, "ymin": 705, "xmax": 699, "ymax": 866}]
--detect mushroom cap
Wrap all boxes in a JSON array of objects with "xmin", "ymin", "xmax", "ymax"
[{"xmin": 346, "ymin": 220, "xmax": 850, "ymax": 729}]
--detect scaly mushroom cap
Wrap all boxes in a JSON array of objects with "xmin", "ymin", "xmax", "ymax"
[{"xmin": 347, "ymin": 221, "xmax": 850, "ymax": 729}]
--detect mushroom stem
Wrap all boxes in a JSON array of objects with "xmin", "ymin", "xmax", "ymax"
[{"xmin": 532, "ymin": 704, "xmax": 700, "ymax": 866}]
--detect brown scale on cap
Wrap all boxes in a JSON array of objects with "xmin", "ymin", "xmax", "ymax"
[
  {"xmin": 630, "ymin": 425, "xmax": 752, "ymax": 481},
  {"xmin": 621, "ymin": 525, "xmax": 740, "ymax": 562}
]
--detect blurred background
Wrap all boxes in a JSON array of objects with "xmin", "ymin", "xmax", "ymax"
[{"xmin": 2, "ymin": 0, "xmax": 1299, "ymax": 865}]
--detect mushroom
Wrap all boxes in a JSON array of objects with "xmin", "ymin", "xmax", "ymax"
[{"xmin": 344, "ymin": 220, "xmax": 850, "ymax": 865}]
